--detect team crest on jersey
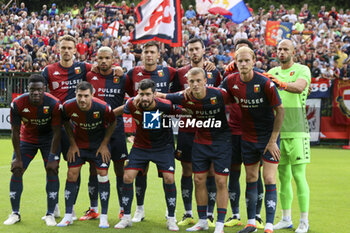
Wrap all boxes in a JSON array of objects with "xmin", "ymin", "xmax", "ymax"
[
  {"xmin": 75, "ymin": 67, "xmax": 81, "ymax": 74},
  {"xmin": 210, "ymin": 97, "xmax": 217, "ymax": 105},
  {"xmin": 290, "ymin": 71, "xmax": 295, "ymax": 76},
  {"xmin": 43, "ymin": 106, "xmax": 49, "ymax": 114},
  {"xmin": 158, "ymin": 70, "xmax": 164, "ymax": 77},
  {"xmin": 254, "ymin": 84, "xmax": 260, "ymax": 93},
  {"xmin": 93, "ymin": 111, "xmax": 100, "ymax": 119},
  {"xmin": 207, "ymin": 72, "xmax": 213, "ymax": 79},
  {"xmin": 113, "ymin": 77, "xmax": 120, "ymax": 84}
]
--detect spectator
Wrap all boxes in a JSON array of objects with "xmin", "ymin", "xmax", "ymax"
[
  {"xmin": 329, "ymin": 6, "xmax": 338, "ymax": 21},
  {"xmin": 40, "ymin": 5, "xmax": 48, "ymax": 18},
  {"xmin": 18, "ymin": 2, "xmax": 28, "ymax": 15},
  {"xmin": 340, "ymin": 62, "xmax": 350, "ymax": 80},
  {"xmin": 81, "ymin": 2, "xmax": 92, "ymax": 18},
  {"xmin": 49, "ymin": 3, "xmax": 59, "ymax": 18},
  {"xmin": 185, "ymin": 5, "xmax": 196, "ymax": 19},
  {"xmin": 71, "ymin": 4, "xmax": 80, "ymax": 18},
  {"xmin": 121, "ymin": 47, "xmax": 135, "ymax": 71},
  {"xmin": 9, "ymin": 2, "xmax": 19, "ymax": 15}
]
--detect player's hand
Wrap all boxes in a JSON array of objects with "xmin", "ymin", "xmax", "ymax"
[
  {"xmin": 11, "ymin": 158, "xmax": 23, "ymax": 176},
  {"xmin": 225, "ymin": 61, "xmax": 236, "ymax": 73},
  {"xmin": 97, "ymin": 144, "xmax": 111, "ymax": 163},
  {"xmin": 91, "ymin": 63, "xmax": 99, "ymax": 73},
  {"xmin": 263, "ymin": 72, "xmax": 287, "ymax": 90},
  {"xmin": 67, "ymin": 144, "xmax": 80, "ymax": 163},
  {"xmin": 307, "ymin": 85, "xmax": 312, "ymax": 96},
  {"xmin": 263, "ymin": 142, "xmax": 280, "ymax": 161},
  {"xmin": 133, "ymin": 94, "xmax": 141, "ymax": 108},
  {"xmin": 204, "ymin": 60, "xmax": 216, "ymax": 72},
  {"xmin": 183, "ymin": 87, "xmax": 192, "ymax": 100},
  {"xmin": 112, "ymin": 66, "xmax": 124, "ymax": 77}
]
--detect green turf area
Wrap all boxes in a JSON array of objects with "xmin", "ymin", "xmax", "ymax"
[{"xmin": 0, "ymin": 139, "xmax": 348, "ymax": 233}]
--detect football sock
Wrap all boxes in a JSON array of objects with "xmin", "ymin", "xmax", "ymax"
[
  {"xmin": 206, "ymin": 176, "xmax": 216, "ymax": 215},
  {"xmin": 98, "ymin": 175, "xmax": 110, "ymax": 215},
  {"xmin": 9, "ymin": 175, "xmax": 23, "ymax": 213},
  {"xmin": 46, "ymin": 175, "xmax": 59, "ymax": 215},
  {"xmin": 265, "ymin": 184, "xmax": 277, "ymax": 224},
  {"xmin": 135, "ymin": 175, "xmax": 147, "ymax": 206},
  {"xmin": 228, "ymin": 170, "xmax": 240, "ymax": 215},
  {"xmin": 163, "ymin": 182, "xmax": 177, "ymax": 217},
  {"xmin": 246, "ymin": 182, "xmax": 258, "ymax": 220},
  {"xmin": 181, "ymin": 175, "xmax": 193, "ymax": 212},
  {"xmin": 88, "ymin": 175, "xmax": 98, "ymax": 208}
]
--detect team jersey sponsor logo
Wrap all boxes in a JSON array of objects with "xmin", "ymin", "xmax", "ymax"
[
  {"xmin": 75, "ymin": 67, "xmax": 81, "ymax": 74},
  {"xmin": 113, "ymin": 77, "xmax": 120, "ymax": 84},
  {"xmin": 207, "ymin": 72, "xmax": 212, "ymax": 79},
  {"xmin": 93, "ymin": 111, "xmax": 100, "ymax": 119},
  {"xmin": 143, "ymin": 110, "xmax": 161, "ymax": 129},
  {"xmin": 22, "ymin": 108, "xmax": 30, "ymax": 112},
  {"xmin": 157, "ymin": 69, "xmax": 164, "ymax": 77},
  {"xmin": 43, "ymin": 106, "xmax": 49, "ymax": 114},
  {"xmin": 254, "ymin": 84, "xmax": 260, "ymax": 93},
  {"xmin": 210, "ymin": 97, "xmax": 217, "ymax": 105}
]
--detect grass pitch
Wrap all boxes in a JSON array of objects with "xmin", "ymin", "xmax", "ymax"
[{"xmin": 0, "ymin": 139, "xmax": 348, "ymax": 233}]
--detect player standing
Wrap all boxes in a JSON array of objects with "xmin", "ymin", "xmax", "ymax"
[
  {"xmin": 86, "ymin": 47, "xmax": 128, "ymax": 219},
  {"xmin": 57, "ymin": 81, "xmax": 116, "ymax": 228},
  {"xmin": 114, "ymin": 79, "xmax": 180, "ymax": 231},
  {"xmin": 268, "ymin": 39, "xmax": 311, "ymax": 233},
  {"xmin": 4, "ymin": 75, "xmax": 61, "ymax": 226},
  {"xmin": 220, "ymin": 47, "xmax": 284, "ymax": 233}
]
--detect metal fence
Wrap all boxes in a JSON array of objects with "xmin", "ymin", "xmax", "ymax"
[{"xmin": 0, "ymin": 72, "xmax": 40, "ymax": 107}]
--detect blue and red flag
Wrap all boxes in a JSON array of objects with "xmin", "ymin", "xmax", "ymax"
[
  {"xmin": 265, "ymin": 21, "xmax": 293, "ymax": 46},
  {"xmin": 130, "ymin": 0, "xmax": 182, "ymax": 47}
]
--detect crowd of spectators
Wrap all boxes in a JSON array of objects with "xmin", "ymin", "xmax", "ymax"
[{"xmin": 0, "ymin": 0, "xmax": 349, "ymax": 80}]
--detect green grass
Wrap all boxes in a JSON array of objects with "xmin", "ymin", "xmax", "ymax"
[{"xmin": 0, "ymin": 139, "xmax": 348, "ymax": 233}]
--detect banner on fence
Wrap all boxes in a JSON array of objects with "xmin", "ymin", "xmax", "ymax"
[
  {"xmin": 306, "ymin": 99, "xmax": 321, "ymax": 143},
  {"xmin": 332, "ymin": 79, "xmax": 350, "ymax": 125},
  {"xmin": 0, "ymin": 108, "xmax": 11, "ymax": 130},
  {"xmin": 309, "ymin": 78, "xmax": 332, "ymax": 99}
]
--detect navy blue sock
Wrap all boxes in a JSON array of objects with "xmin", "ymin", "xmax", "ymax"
[
  {"xmin": 265, "ymin": 184, "xmax": 277, "ymax": 224},
  {"xmin": 46, "ymin": 175, "xmax": 59, "ymax": 215},
  {"xmin": 256, "ymin": 171, "xmax": 264, "ymax": 216},
  {"xmin": 116, "ymin": 176, "xmax": 124, "ymax": 209},
  {"xmin": 246, "ymin": 182, "xmax": 258, "ymax": 220},
  {"xmin": 73, "ymin": 174, "xmax": 80, "ymax": 205},
  {"xmin": 9, "ymin": 175, "xmax": 23, "ymax": 213},
  {"xmin": 88, "ymin": 175, "xmax": 98, "ymax": 207},
  {"xmin": 65, "ymin": 180, "xmax": 77, "ymax": 214},
  {"xmin": 206, "ymin": 176, "xmax": 216, "ymax": 215},
  {"xmin": 135, "ymin": 175, "xmax": 147, "ymax": 206},
  {"xmin": 122, "ymin": 183, "xmax": 134, "ymax": 215},
  {"xmin": 217, "ymin": 208, "xmax": 227, "ymax": 223},
  {"xmin": 181, "ymin": 175, "xmax": 193, "ymax": 212},
  {"xmin": 228, "ymin": 170, "xmax": 240, "ymax": 215},
  {"xmin": 163, "ymin": 182, "xmax": 177, "ymax": 217},
  {"xmin": 197, "ymin": 205, "xmax": 207, "ymax": 220},
  {"xmin": 98, "ymin": 179, "xmax": 110, "ymax": 215}
]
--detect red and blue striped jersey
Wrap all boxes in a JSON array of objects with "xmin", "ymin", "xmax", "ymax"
[
  {"xmin": 166, "ymin": 87, "xmax": 231, "ymax": 145},
  {"xmin": 124, "ymin": 97, "xmax": 181, "ymax": 149},
  {"xmin": 62, "ymin": 97, "xmax": 115, "ymax": 150},
  {"xmin": 10, "ymin": 93, "xmax": 61, "ymax": 144},
  {"xmin": 86, "ymin": 71, "xmax": 127, "ymax": 131},
  {"xmin": 42, "ymin": 62, "xmax": 92, "ymax": 103},
  {"xmin": 170, "ymin": 64, "xmax": 223, "ymax": 133},
  {"xmin": 125, "ymin": 65, "xmax": 177, "ymax": 97},
  {"xmin": 221, "ymin": 71, "xmax": 281, "ymax": 143}
]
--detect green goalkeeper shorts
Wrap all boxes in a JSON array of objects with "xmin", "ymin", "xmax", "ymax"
[{"xmin": 280, "ymin": 138, "xmax": 311, "ymax": 165}]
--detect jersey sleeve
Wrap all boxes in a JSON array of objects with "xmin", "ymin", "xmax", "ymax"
[
  {"xmin": 169, "ymin": 71, "xmax": 181, "ymax": 93},
  {"xmin": 42, "ymin": 66, "xmax": 49, "ymax": 85},
  {"xmin": 168, "ymin": 66, "xmax": 177, "ymax": 83},
  {"xmin": 166, "ymin": 92, "xmax": 184, "ymax": 105},
  {"xmin": 104, "ymin": 105, "xmax": 116, "ymax": 124},
  {"xmin": 219, "ymin": 88, "xmax": 232, "ymax": 105},
  {"xmin": 10, "ymin": 101, "xmax": 21, "ymax": 126},
  {"xmin": 125, "ymin": 69, "xmax": 134, "ymax": 97},
  {"xmin": 298, "ymin": 65, "xmax": 311, "ymax": 85},
  {"xmin": 265, "ymin": 79, "xmax": 282, "ymax": 107},
  {"xmin": 214, "ymin": 70, "xmax": 223, "ymax": 87},
  {"xmin": 51, "ymin": 101, "xmax": 62, "ymax": 127},
  {"xmin": 61, "ymin": 103, "xmax": 70, "ymax": 122},
  {"xmin": 85, "ymin": 62, "xmax": 93, "ymax": 72},
  {"xmin": 123, "ymin": 98, "xmax": 133, "ymax": 114}
]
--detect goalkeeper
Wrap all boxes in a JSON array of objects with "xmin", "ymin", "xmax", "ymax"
[{"xmin": 267, "ymin": 39, "xmax": 311, "ymax": 233}]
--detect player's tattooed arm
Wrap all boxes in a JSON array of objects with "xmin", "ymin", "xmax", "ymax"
[
  {"xmin": 11, "ymin": 125, "xmax": 23, "ymax": 176},
  {"xmin": 64, "ymin": 121, "xmax": 80, "ymax": 163},
  {"xmin": 264, "ymin": 104, "xmax": 285, "ymax": 161},
  {"xmin": 97, "ymin": 120, "xmax": 117, "ymax": 163}
]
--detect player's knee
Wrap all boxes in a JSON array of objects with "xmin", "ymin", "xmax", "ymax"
[
  {"xmin": 263, "ymin": 173, "xmax": 276, "ymax": 185},
  {"xmin": 46, "ymin": 167, "xmax": 58, "ymax": 176},
  {"xmin": 97, "ymin": 174, "xmax": 109, "ymax": 183},
  {"xmin": 246, "ymin": 172, "xmax": 258, "ymax": 183},
  {"xmin": 12, "ymin": 168, "xmax": 24, "ymax": 177},
  {"xmin": 123, "ymin": 173, "xmax": 134, "ymax": 184},
  {"xmin": 97, "ymin": 169, "xmax": 108, "ymax": 177},
  {"xmin": 67, "ymin": 169, "xmax": 79, "ymax": 182},
  {"xmin": 193, "ymin": 174, "xmax": 206, "ymax": 186},
  {"xmin": 163, "ymin": 173, "xmax": 174, "ymax": 184},
  {"xmin": 215, "ymin": 178, "xmax": 228, "ymax": 190}
]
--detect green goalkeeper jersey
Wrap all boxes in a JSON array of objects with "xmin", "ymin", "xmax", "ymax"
[{"xmin": 268, "ymin": 63, "xmax": 311, "ymax": 139}]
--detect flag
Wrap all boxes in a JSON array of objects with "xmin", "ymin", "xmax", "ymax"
[
  {"xmin": 332, "ymin": 79, "xmax": 350, "ymax": 125},
  {"xmin": 265, "ymin": 21, "xmax": 293, "ymax": 46},
  {"xmin": 106, "ymin": 21, "xmax": 120, "ymax": 38},
  {"xmin": 130, "ymin": 0, "xmax": 182, "ymax": 47},
  {"xmin": 196, "ymin": 0, "xmax": 213, "ymax": 15},
  {"xmin": 209, "ymin": 0, "xmax": 251, "ymax": 24}
]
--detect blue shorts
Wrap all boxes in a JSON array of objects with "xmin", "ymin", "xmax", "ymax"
[
  {"xmin": 125, "ymin": 144, "xmax": 175, "ymax": 176},
  {"xmin": 68, "ymin": 148, "xmax": 111, "ymax": 170},
  {"xmin": 175, "ymin": 131, "xmax": 195, "ymax": 162},
  {"xmin": 231, "ymin": 135, "xmax": 242, "ymax": 165},
  {"xmin": 241, "ymin": 139, "xmax": 280, "ymax": 165},
  {"xmin": 110, "ymin": 129, "xmax": 128, "ymax": 162},
  {"xmin": 13, "ymin": 141, "xmax": 53, "ymax": 169},
  {"xmin": 192, "ymin": 138, "xmax": 232, "ymax": 176}
]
